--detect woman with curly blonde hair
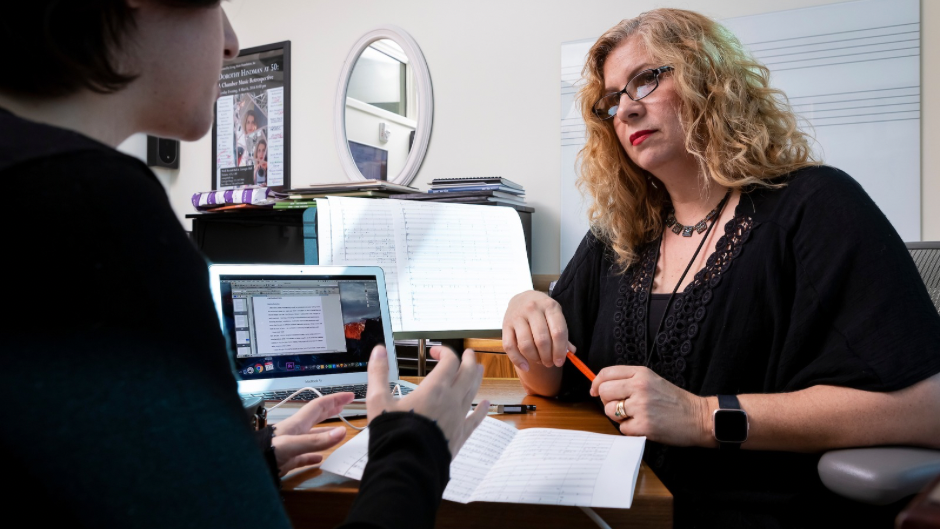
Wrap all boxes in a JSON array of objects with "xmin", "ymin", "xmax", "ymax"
[{"xmin": 502, "ymin": 8, "xmax": 940, "ymax": 528}]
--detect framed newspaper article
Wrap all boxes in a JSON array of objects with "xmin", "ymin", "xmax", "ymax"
[{"xmin": 211, "ymin": 41, "xmax": 291, "ymax": 192}]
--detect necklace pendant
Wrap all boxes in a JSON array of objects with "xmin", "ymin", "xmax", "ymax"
[
  {"xmin": 681, "ymin": 226, "xmax": 694, "ymax": 237},
  {"xmin": 694, "ymin": 220, "xmax": 708, "ymax": 233},
  {"xmin": 671, "ymin": 224, "xmax": 683, "ymax": 235}
]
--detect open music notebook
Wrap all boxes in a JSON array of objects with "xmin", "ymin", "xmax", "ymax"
[
  {"xmin": 321, "ymin": 417, "xmax": 646, "ymax": 508},
  {"xmin": 315, "ymin": 197, "xmax": 533, "ymax": 333}
]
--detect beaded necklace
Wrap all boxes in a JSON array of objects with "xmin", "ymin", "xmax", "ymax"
[{"xmin": 665, "ymin": 200, "xmax": 723, "ymax": 237}]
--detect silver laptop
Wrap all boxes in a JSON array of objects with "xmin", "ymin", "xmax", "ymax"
[{"xmin": 208, "ymin": 264, "xmax": 417, "ymax": 414}]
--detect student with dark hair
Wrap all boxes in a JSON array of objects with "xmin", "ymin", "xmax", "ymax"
[{"xmin": 0, "ymin": 2, "xmax": 488, "ymax": 528}]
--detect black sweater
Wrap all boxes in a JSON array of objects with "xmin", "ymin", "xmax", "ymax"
[{"xmin": 0, "ymin": 107, "xmax": 450, "ymax": 529}]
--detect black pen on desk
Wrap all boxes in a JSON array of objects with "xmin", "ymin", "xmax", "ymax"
[{"xmin": 472, "ymin": 403, "xmax": 536, "ymax": 414}]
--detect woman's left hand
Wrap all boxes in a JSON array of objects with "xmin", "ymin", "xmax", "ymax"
[
  {"xmin": 270, "ymin": 392, "xmax": 354, "ymax": 476},
  {"xmin": 591, "ymin": 366, "xmax": 710, "ymax": 446}
]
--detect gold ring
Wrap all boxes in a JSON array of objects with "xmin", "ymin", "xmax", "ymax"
[{"xmin": 615, "ymin": 399, "xmax": 626, "ymax": 418}]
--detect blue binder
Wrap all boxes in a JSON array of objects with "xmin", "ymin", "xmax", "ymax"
[{"xmin": 302, "ymin": 207, "xmax": 318, "ymax": 265}]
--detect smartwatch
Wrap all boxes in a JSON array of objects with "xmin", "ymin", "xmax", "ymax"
[{"xmin": 713, "ymin": 394, "xmax": 748, "ymax": 450}]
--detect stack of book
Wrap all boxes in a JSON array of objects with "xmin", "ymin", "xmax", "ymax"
[
  {"xmin": 391, "ymin": 177, "xmax": 526, "ymax": 207},
  {"xmin": 272, "ymin": 181, "xmax": 419, "ymax": 209}
]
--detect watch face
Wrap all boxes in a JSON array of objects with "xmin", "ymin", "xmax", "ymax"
[{"xmin": 714, "ymin": 409, "xmax": 748, "ymax": 443}]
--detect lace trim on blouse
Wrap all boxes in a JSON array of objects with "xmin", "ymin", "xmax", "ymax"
[{"xmin": 612, "ymin": 213, "xmax": 755, "ymax": 388}]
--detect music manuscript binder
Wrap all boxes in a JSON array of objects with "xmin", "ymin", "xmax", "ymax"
[{"xmin": 314, "ymin": 197, "xmax": 533, "ymax": 334}]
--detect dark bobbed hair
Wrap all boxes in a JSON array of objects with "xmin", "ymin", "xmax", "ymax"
[{"xmin": 0, "ymin": 1, "xmax": 219, "ymax": 98}]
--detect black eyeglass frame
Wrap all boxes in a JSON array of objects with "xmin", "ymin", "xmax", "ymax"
[{"xmin": 592, "ymin": 65, "xmax": 674, "ymax": 120}]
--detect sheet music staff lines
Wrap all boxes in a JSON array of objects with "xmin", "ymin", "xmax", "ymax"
[
  {"xmin": 561, "ymin": 18, "xmax": 921, "ymax": 147},
  {"xmin": 732, "ymin": 13, "xmax": 920, "ymax": 129},
  {"xmin": 746, "ymin": 22, "xmax": 919, "ymax": 73},
  {"xmin": 717, "ymin": 0, "xmax": 922, "ymax": 241},
  {"xmin": 394, "ymin": 201, "xmax": 530, "ymax": 330},
  {"xmin": 321, "ymin": 416, "xmax": 647, "ymax": 508},
  {"xmin": 756, "ymin": 37, "xmax": 917, "ymax": 59},
  {"xmin": 745, "ymin": 21, "xmax": 917, "ymax": 46},
  {"xmin": 561, "ymin": 77, "xmax": 587, "ymax": 146},
  {"xmin": 561, "ymin": 54, "xmax": 589, "ymax": 146},
  {"xmin": 322, "ymin": 198, "xmax": 404, "ymax": 330},
  {"xmin": 442, "ymin": 418, "xmax": 516, "ymax": 503},
  {"xmin": 316, "ymin": 197, "xmax": 532, "ymax": 333},
  {"xmin": 785, "ymin": 86, "xmax": 919, "ymax": 128},
  {"xmin": 470, "ymin": 429, "xmax": 615, "ymax": 505}
]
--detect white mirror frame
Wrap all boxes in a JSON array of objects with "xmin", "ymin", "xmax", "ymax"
[{"xmin": 334, "ymin": 25, "xmax": 433, "ymax": 186}]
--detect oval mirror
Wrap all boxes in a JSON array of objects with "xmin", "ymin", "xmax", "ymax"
[{"xmin": 335, "ymin": 26, "xmax": 433, "ymax": 185}]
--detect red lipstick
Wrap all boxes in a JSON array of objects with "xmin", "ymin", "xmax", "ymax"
[{"xmin": 630, "ymin": 130, "xmax": 655, "ymax": 146}]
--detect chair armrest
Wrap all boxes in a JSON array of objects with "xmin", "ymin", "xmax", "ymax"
[{"xmin": 818, "ymin": 447, "xmax": 940, "ymax": 505}]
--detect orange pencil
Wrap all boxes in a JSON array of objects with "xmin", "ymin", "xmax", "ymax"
[{"xmin": 566, "ymin": 350, "xmax": 595, "ymax": 381}]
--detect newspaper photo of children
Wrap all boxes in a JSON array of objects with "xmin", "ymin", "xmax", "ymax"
[
  {"xmin": 235, "ymin": 94, "xmax": 268, "ymax": 168},
  {"xmin": 232, "ymin": 94, "xmax": 249, "ymax": 167}
]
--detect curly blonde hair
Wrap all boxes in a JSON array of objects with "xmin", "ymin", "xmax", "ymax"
[{"xmin": 578, "ymin": 8, "xmax": 817, "ymax": 270}]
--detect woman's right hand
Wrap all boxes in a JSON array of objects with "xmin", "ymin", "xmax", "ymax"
[
  {"xmin": 365, "ymin": 345, "xmax": 488, "ymax": 458},
  {"xmin": 502, "ymin": 290, "xmax": 575, "ymax": 372}
]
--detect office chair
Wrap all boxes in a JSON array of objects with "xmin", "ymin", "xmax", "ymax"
[{"xmin": 817, "ymin": 241, "xmax": 940, "ymax": 505}]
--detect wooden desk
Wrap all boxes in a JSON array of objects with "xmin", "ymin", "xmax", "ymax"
[{"xmin": 281, "ymin": 378, "xmax": 672, "ymax": 528}]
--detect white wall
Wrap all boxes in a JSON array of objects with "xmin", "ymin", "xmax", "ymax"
[{"xmin": 164, "ymin": 0, "xmax": 940, "ymax": 274}]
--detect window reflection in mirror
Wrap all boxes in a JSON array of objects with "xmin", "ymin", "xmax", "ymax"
[
  {"xmin": 345, "ymin": 39, "xmax": 418, "ymax": 181},
  {"xmin": 348, "ymin": 45, "xmax": 406, "ymax": 116}
]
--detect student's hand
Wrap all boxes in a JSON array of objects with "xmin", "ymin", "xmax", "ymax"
[
  {"xmin": 591, "ymin": 366, "xmax": 710, "ymax": 446},
  {"xmin": 366, "ymin": 345, "xmax": 488, "ymax": 458},
  {"xmin": 270, "ymin": 392, "xmax": 354, "ymax": 476},
  {"xmin": 502, "ymin": 290, "xmax": 575, "ymax": 372}
]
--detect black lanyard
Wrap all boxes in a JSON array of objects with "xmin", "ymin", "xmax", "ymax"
[{"xmin": 645, "ymin": 191, "xmax": 731, "ymax": 367}]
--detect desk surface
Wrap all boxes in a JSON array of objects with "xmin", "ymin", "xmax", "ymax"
[{"xmin": 281, "ymin": 378, "xmax": 672, "ymax": 529}]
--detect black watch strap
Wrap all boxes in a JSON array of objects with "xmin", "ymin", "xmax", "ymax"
[
  {"xmin": 718, "ymin": 394, "xmax": 741, "ymax": 411},
  {"xmin": 716, "ymin": 394, "xmax": 747, "ymax": 450}
]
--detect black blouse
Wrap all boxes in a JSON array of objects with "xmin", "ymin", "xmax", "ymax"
[{"xmin": 552, "ymin": 166, "xmax": 940, "ymax": 528}]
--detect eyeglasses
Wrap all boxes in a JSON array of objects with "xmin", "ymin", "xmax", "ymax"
[{"xmin": 592, "ymin": 66, "xmax": 673, "ymax": 120}]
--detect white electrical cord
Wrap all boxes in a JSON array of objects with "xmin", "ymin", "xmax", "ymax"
[
  {"xmin": 579, "ymin": 507, "xmax": 613, "ymax": 529},
  {"xmin": 267, "ymin": 384, "xmax": 404, "ymax": 431}
]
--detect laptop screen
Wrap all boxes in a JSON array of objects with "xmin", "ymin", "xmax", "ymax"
[{"xmin": 219, "ymin": 274, "xmax": 385, "ymax": 380}]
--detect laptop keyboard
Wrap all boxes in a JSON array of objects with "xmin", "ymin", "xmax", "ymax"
[{"xmin": 247, "ymin": 383, "xmax": 413, "ymax": 402}]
